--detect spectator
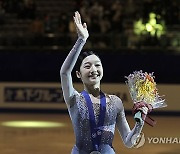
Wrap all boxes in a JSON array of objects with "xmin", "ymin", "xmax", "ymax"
[
  {"xmin": 29, "ymin": 15, "xmax": 44, "ymax": 35},
  {"xmin": 18, "ymin": 0, "xmax": 36, "ymax": 19},
  {"xmin": 29, "ymin": 15, "xmax": 44, "ymax": 46},
  {"xmin": 44, "ymin": 14, "xmax": 54, "ymax": 33},
  {"xmin": 57, "ymin": 13, "xmax": 69, "ymax": 33},
  {"xmin": 110, "ymin": 0, "xmax": 124, "ymax": 33},
  {"xmin": 0, "ymin": 1, "xmax": 5, "ymax": 25}
]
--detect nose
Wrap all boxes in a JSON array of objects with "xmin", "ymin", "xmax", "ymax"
[{"xmin": 90, "ymin": 65, "xmax": 97, "ymax": 73}]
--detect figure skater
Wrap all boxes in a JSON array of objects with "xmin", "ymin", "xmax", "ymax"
[{"xmin": 60, "ymin": 11, "xmax": 150, "ymax": 154}]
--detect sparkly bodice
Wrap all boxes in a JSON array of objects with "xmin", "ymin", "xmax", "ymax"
[{"xmin": 68, "ymin": 91, "xmax": 120, "ymax": 153}]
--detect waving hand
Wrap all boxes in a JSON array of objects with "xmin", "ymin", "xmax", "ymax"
[{"xmin": 73, "ymin": 11, "xmax": 89, "ymax": 40}]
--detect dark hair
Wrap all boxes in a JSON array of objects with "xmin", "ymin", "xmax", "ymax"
[{"xmin": 75, "ymin": 51, "xmax": 100, "ymax": 71}]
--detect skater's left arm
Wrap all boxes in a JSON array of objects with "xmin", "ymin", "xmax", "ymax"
[{"xmin": 115, "ymin": 96, "xmax": 147, "ymax": 148}]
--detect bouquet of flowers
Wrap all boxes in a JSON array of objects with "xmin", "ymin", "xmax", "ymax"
[
  {"xmin": 125, "ymin": 70, "xmax": 167, "ymax": 109},
  {"xmin": 125, "ymin": 70, "xmax": 167, "ymax": 126}
]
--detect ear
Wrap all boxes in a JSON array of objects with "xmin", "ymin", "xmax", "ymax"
[{"xmin": 76, "ymin": 71, "xmax": 81, "ymax": 79}]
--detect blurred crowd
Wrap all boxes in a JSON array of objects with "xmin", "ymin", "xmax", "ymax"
[
  {"xmin": 0, "ymin": 0, "xmax": 179, "ymax": 50},
  {"xmin": 0, "ymin": 0, "xmax": 36, "ymax": 21}
]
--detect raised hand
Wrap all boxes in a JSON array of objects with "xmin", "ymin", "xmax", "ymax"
[{"xmin": 73, "ymin": 11, "xmax": 89, "ymax": 40}]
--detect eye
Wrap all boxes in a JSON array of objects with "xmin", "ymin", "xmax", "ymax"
[
  {"xmin": 84, "ymin": 65, "xmax": 90, "ymax": 69},
  {"xmin": 95, "ymin": 64, "xmax": 101, "ymax": 67}
]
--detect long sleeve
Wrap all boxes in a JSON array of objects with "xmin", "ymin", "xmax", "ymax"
[
  {"xmin": 60, "ymin": 37, "xmax": 86, "ymax": 106},
  {"xmin": 115, "ymin": 97, "xmax": 144, "ymax": 148}
]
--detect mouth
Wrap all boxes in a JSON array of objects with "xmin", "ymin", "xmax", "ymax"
[{"xmin": 88, "ymin": 74, "xmax": 100, "ymax": 79}]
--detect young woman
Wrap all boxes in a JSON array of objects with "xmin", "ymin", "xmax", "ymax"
[{"xmin": 60, "ymin": 11, "xmax": 149, "ymax": 154}]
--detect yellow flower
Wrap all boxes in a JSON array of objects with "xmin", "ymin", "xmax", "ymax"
[{"xmin": 135, "ymin": 74, "xmax": 157, "ymax": 103}]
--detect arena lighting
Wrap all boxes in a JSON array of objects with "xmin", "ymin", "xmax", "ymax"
[
  {"xmin": 1, "ymin": 121, "xmax": 66, "ymax": 128},
  {"xmin": 134, "ymin": 12, "xmax": 165, "ymax": 38}
]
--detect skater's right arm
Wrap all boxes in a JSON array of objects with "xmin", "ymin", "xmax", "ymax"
[{"xmin": 60, "ymin": 11, "xmax": 89, "ymax": 106}]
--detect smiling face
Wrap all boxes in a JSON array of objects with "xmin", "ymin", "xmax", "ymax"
[{"xmin": 76, "ymin": 54, "xmax": 103, "ymax": 86}]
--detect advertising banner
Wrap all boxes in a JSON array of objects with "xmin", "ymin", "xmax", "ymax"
[{"xmin": 0, "ymin": 82, "xmax": 179, "ymax": 112}]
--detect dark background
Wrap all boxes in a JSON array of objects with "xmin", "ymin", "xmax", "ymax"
[{"xmin": 0, "ymin": 51, "xmax": 179, "ymax": 84}]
